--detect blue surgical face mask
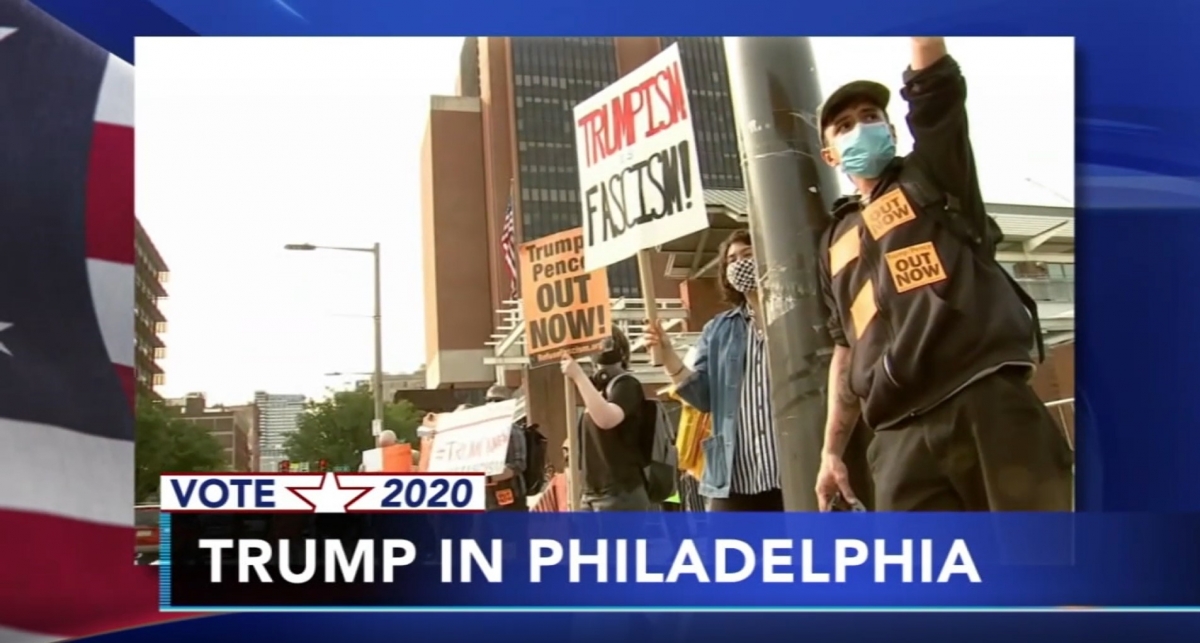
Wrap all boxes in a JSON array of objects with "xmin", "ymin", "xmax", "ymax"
[{"xmin": 834, "ymin": 122, "xmax": 896, "ymax": 179}]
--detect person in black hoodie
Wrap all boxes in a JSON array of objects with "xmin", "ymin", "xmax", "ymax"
[{"xmin": 813, "ymin": 37, "xmax": 1073, "ymax": 512}]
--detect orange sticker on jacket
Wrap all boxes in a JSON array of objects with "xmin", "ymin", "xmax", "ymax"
[
  {"xmin": 863, "ymin": 189, "xmax": 917, "ymax": 240},
  {"xmin": 495, "ymin": 488, "xmax": 515, "ymax": 506},
  {"xmin": 885, "ymin": 242, "xmax": 947, "ymax": 293},
  {"xmin": 849, "ymin": 280, "xmax": 877, "ymax": 339},
  {"xmin": 828, "ymin": 226, "xmax": 861, "ymax": 278}
]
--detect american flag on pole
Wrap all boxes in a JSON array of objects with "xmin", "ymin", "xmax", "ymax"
[
  {"xmin": 0, "ymin": 2, "xmax": 185, "ymax": 640},
  {"xmin": 500, "ymin": 185, "xmax": 519, "ymax": 300}
]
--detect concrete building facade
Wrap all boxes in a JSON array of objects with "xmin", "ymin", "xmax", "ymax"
[
  {"xmin": 228, "ymin": 403, "xmax": 260, "ymax": 472},
  {"xmin": 254, "ymin": 391, "xmax": 306, "ymax": 472},
  {"xmin": 133, "ymin": 220, "xmax": 169, "ymax": 402}
]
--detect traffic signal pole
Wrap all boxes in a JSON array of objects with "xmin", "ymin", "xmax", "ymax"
[{"xmin": 723, "ymin": 38, "xmax": 843, "ymax": 511}]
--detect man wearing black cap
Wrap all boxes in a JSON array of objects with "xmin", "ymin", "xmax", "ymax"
[{"xmin": 813, "ymin": 37, "xmax": 1073, "ymax": 512}]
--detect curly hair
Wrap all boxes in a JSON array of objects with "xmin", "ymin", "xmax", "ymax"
[{"xmin": 716, "ymin": 229, "xmax": 753, "ymax": 307}]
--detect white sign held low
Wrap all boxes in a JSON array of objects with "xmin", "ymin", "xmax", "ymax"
[
  {"xmin": 573, "ymin": 43, "xmax": 708, "ymax": 271},
  {"xmin": 425, "ymin": 400, "xmax": 517, "ymax": 476}
]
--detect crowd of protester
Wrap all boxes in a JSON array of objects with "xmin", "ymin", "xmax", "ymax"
[{"xmin": 554, "ymin": 37, "xmax": 1073, "ymax": 514}]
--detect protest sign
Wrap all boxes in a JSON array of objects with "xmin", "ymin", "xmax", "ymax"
[
  {"xmin": 573, "ymin": 42, "xmax": 708, "ymax": 271},
  {"xmin": 518, "ymin": 227, "xmax": 612, "ymax": 365},
  {"xmin": 426, "ymin": 400, "xmax": 518, "ymax": 476},
  {"xmin": 360, "ymin": 444, "xmax": 414, "ymax": 473}
]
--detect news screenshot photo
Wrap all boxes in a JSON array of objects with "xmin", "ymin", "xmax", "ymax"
[{"xmin": 133, "ymin": 36, "xmax": 1076, "ymax": 611}]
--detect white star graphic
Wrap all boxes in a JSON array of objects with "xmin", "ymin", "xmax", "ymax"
[
  {"xmin": 0, "ymin": 28, "xmax": 17, "ymax": 44},
  {"xmin": 288, "ymin": 472, "xmax": 369, "ymax": 513},
  {"xmin": 0, "ymin": 322, "xmax": 12, "ymax": 357}
]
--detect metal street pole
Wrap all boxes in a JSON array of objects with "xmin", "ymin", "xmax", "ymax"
[
  {"xmin": 724, "ymin": 37, "xmax": 842, "ymax": 511},
  {"xmin": 285, "ymin": 241, "xmax": 386, "ymax": 437},
  {"xmin": 371, "ymin": 242, "xmax": 384, "ymax": 436}
]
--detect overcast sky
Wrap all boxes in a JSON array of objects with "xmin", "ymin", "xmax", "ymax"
[{"xmin": 135, "ymin": 36, "xmax": 1073, "ymax": 405}]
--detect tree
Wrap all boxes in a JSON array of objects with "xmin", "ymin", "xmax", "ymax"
[
  {"xmin": 135, "ymin": 401, "xmax": 227, "ymax": 503},
  {"xmin": 285, "ymin": 387, "xmax": 423, "ymax": 470}
]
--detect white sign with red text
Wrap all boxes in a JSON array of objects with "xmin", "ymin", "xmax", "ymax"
[
  {"xmin": 573, "ymin": 43, "xmax": 708, "ymax": 271},
  {"xmin": 425, "ymin": 400, "xmax": 517, "ymax": 476}
]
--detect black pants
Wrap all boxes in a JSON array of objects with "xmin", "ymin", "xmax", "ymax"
[
  {"xmin": 870, "ymin": 368, "xmax": 1074, "ymax": 512},
  {"xmin": 843, "ymin": 419, "xmax": 876, "ymax": 510},
  {"xmin": 709, "ymin": 488, "xmax": 784, "ymax": 512}
]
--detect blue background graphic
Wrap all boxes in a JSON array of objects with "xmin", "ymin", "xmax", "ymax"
[
  {"xmin": 163, "ymin": 513, "xmax": 1200, "ymax": 609},
  {"xmin": 24, "ymin": 0, "xmax": 1200, "ymax": 639}
]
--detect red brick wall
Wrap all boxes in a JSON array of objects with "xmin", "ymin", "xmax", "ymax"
[{"xmin": 1030, "ymin": 343, "xmax": 1075, "ymax": 448}]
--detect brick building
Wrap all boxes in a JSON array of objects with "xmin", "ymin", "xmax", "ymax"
[
  {"xmin": 422, "ymin": 38, "xmax": 748, "ymax": 458},
  {"xmin": 377, "ymin": 370, "xmax": 487, "ymax": 413},
  {"xmin": 170, "ymin": 393, "xmax": 253, "ymax": 472}
]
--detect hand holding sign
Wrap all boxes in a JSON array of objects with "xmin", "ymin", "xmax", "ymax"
[
  {"xmin": 560, "ymin": 354, "xmax": 585, "ymax": 382},
  {"xmin": 643, "ymin": 318, "xmax": 669, "ymax": 351}
]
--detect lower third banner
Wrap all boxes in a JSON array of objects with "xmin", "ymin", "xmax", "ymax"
[{"xmin": 160, "ymin": 513, "xmax": 1200, "ymax": 610}]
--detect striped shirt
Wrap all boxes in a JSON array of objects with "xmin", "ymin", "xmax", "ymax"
[{"xmin": 730, "ymin": 306, "xmax": 782, "ymax": 495}]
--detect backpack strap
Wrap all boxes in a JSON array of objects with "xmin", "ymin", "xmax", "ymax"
[
  {"xmin": 899, "ymin": 162, "xmax": 1046, "ymax": 364},
  {"xmin": 604, "ymin": 373, "xmax": 632, "ymax": 399}
]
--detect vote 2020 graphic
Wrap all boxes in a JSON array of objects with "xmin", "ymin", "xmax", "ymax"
[{"xmin": 160, "ymin": 473, "xmax": 487, "ymax": 513}]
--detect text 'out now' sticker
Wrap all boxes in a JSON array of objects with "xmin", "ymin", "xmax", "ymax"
[{"xmin": 885, "ymin": 242, "xmax": 947, "ymax": 293}]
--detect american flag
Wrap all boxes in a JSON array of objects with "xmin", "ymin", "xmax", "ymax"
[
  {"xmin": 500, "ymin": 188, "xmax": 518, "ymax": 300},
  {"xmin": 0, "ymin": 2, "xmax": 185, "ymax": 641}
]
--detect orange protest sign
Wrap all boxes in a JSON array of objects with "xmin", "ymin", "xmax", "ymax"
[
  {"xmin": 382, "ymin": 444, "xmax": 412, "ymax": 472},
  {"xmin": 519, "ymin": 227, "xmax": 612, "ymax": 365},
  {"xmin": 361, "ymin": 443, "xmax": 413, "ymax": 472}
]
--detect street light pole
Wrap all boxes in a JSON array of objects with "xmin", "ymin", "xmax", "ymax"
[
  {"xmin": 371, "ymin": 242, "xmax": 384, "ymax": 435},
  {"xmin": 724, "ymin": 37, "xmax": 841, "ymax": 511},
  {"xmin": 285, "ymin": 242, "xmax": 385, "ymax": 436}
]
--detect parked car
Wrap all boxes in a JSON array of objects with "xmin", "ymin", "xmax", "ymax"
[{"xmin": 135, "ymin": 504, "xmax": 160, "ymax": 556}]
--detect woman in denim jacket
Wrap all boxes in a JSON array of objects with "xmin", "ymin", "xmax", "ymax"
[{"xmin": 645, "ymin": 230, "xmax": 784, "ymax": 511}]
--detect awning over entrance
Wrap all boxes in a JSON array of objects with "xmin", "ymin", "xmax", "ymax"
[
  {"xmin": 484, "ymin": 298, "xmax": 693, "ymax": 385},
  {"xmin": 485, "ymin": 298, "xmax": 1073, "ymax": 387},
  {"xmin": 658, "ymin": 191, "xmax": 1076, "ymax": 279},
  {"xmin": 487, "ymin": 193, "xmax": 1074, "ymax": 387}
]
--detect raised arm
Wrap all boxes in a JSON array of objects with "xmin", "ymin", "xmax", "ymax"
[{"xmin": 902, "ymin": 37, "xmax": 985, "ymax": 227}]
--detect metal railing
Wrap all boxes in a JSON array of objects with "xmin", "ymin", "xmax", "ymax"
[
  {"xmin": 1015, "ymin": 277, "xmax": 1075, "ymax": 303},
  {"xmin": 1045, "ymin": 397, "xmax": 1075, "ymax": 451}
]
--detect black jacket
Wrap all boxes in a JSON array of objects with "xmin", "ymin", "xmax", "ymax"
[{"xmin": 818, "ymin": 55, "xmax": 1036, "ymax": 431}]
